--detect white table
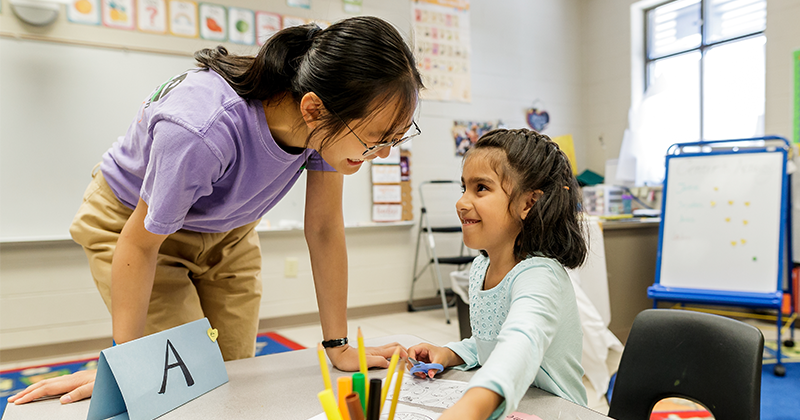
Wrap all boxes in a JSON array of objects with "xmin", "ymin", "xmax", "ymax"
[{"xmin": 3, "ymin": 335, "xmax": 611, "ymax": 419}]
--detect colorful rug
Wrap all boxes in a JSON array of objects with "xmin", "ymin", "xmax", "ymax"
[{"xmin": 0, "ymin": 331, "xmax": 305, "ymax": 417}]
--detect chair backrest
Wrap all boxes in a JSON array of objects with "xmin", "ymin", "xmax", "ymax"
[
  {"xmin": 418, "ymin": 180, "xmax": 463, "ymax": 228},
  {"xmin": 607, "ymin": 309, "xmax": 764, "ymax": 420}
]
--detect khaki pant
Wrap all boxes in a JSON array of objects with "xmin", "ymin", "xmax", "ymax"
[{"xmin": 69, "ymin": 167, "xmax": 262, "ymax": 361}]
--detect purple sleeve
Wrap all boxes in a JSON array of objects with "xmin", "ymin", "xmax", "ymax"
[
  {"xmin": 140, "ymin": 122, "xmax": 224, "ymax": 234},
  {"xmin": 305, "ymin": 150, "xmax": 336, "ymax": 172}
]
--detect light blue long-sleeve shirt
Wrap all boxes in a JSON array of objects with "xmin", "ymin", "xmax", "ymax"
[{"xmin": 444, "ymin": 254, "xmax": 587, "ymax": 419}]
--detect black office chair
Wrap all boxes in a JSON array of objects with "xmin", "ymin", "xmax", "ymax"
[{"xmin": 608, "ymin": 309, "xmax": 764, "ymax": 420}]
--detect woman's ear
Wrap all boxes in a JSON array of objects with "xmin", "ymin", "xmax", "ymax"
[
  {"xmin": 519, "ymin": 190, "xmax": 543, "ymax": 221},
  {"xmin": 300, "ymin": 92, "xmax": 324, "ymax": 128}
]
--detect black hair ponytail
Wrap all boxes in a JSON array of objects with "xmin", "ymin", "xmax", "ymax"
[
  {"xmin": 194, "ymin": 16, "xmax": 423, "ymax": 150},
  {"xmin": 194, "ymin": 24, "xmax": 321, "ymax": 100},
  {"xmin": 468, "ymin": 129, "xmax": 587, "ymax": 269}
]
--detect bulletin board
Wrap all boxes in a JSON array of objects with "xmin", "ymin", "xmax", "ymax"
[{"xmin": 648, "ymin": 137, "xmax": 790, "ymax": 308}]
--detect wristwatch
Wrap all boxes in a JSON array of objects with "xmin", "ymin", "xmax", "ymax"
[{"xmin": 321, "ymin": 337, "xmax": 348, "ymax": 348}]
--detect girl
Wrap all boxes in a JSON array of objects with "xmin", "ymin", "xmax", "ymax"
[
  {"xmin": 407, "ymin": 129, "xmax": 588, "ymax": 420},
  {"xmin": 10, "ymin": 16, "xmax": 422, "ymax": 406}
]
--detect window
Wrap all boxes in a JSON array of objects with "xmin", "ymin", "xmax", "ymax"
[{"xmin": 626, "ymin": 0, "xmax": 766, "ymax": 185}]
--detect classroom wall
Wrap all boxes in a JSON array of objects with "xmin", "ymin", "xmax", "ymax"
[
  {"xmin": 0, "ymin": 0, "xmax": 585, "ymax": 350},
  {"xmin": 580, "ymin": 0, "xmax": 800, "ymax": 176}
]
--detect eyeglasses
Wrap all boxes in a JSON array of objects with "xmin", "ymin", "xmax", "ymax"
[{"xmin": 333, "ymin": 112, "xmax": 421, "ymax": 158}]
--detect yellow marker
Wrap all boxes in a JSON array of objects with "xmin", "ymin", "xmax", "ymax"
[
  {"xmin": 728, "ymin": 200, "xmax": 734, "ymax": 205},
  {"xmin": 711, "ymin": 201, "xmax": 716, "ymax": 207},
  {"xmin": 318, "ymin": 343, "xmax": 333, "ymax": 391},
  {"xmin": 387, "ymin": 358, "xmax": 406, "ymax": 420},
  {"xmin": 380, "ymin": 346, "xmax": 401, "ymax": 412},
  {"xmin": 725, "ymin": 217, "xmax": 731, "ymax": 222},
  {"xmin": 743, "ymin": 220, "xmax": 749, "ymax": 225},
  {"xmin": 745, "ymin": 201, "xmax": 750, "ymax": 206},
  {"xmin": 318, "ymin": 389, "xmax": 344, "ymax": 420},
  {"xmin": 357, "ymin": 327, "xmax": 369, "ymax": 406},
  {"xmin": 714, "ymin": 187, "xmax": 719, "ymax": 191},
  {"xmin": 338, "ymin": 377, "xmax": 352, "ymax": 420},
  {"xmin": 741, "ymin": 239, "xmax": 747, "ymax": 244},
  {"xmin": 731, "ymin": 241, "xmax": 737, "ymax": 246}
]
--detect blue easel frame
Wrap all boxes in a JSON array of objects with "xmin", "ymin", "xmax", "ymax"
[{"xmin": 647, "ymin": 136, "xmax": 796, "ymax": 376}]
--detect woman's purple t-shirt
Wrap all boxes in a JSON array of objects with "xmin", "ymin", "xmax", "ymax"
[{"xmin": 100, "ymin": 68, "xmax": 334, "ymax": 235}]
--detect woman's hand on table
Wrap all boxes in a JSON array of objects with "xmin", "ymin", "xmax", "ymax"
[
  {"xmin": 326, "ymin": 342, "xmax": 407, "ymax": 371},
  {"xmin": 8, "ymin": 369, "xmax": 96, "ymax": 405}
]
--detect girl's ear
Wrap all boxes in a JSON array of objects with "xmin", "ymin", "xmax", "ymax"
[
  {"xmin": 300, "ymin": 92, "xmax": 324, "ymax": 129},
  {"xmin": 519, "ymin": 190, "xmax": 543, "ymax": 221}
]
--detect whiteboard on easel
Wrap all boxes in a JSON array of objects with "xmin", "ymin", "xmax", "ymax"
[{"xmin": 658, "ymin": 151, "xmax": 785, "ymax": 294}]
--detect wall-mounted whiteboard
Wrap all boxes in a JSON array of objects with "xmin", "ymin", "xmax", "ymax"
[
  {"xmin": 0, "ymin": 37, "xmax": 371, "ymax": 242},
  {"xmin": 657, "ymin": 151, "xmax": 785, "ymax": 295}
]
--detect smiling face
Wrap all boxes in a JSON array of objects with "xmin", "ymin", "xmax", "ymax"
[
  {"xmin": 457, "ymin": 150, "xmax": 527, "ymax": 259},
  {"xmin": 312, "ymin": 97, "xmax": 414, "ymax": 175}
]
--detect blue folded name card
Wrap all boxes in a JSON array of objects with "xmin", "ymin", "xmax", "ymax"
[{"xmin": 87, "ymin": 318, "xmax": 228, "ymax": 420}]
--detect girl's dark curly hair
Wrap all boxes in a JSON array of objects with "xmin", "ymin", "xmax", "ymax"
[{"xmin": 465, "ymin": 128, "xmax": 587, "ymax": 269}]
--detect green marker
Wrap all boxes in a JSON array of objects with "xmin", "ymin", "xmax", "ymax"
[{"xmin": 352, "ymin": 372, "xmax": 366, "ymax": 412}]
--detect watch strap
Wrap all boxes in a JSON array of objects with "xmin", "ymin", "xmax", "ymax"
[{"xmin": 321, "ymin": 337, "xmax": 348, "ymax": 348}]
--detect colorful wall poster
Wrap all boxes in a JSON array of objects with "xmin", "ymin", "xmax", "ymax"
[
  {"xmin": 794, "ymin": 50, "xmax": 799, "ymax": 144},
  {"xmin": 452, "ymin": 120, "xmax": 496, "ymax": 156},
  {"xmin": 412, "ymin": 0, "xmax": 471, "ymax": 102},
  {"xmin": 228, "ymin": 7, "xmax": 255, "ymax": 45},
  {"xmin": 169, "ymin": 0, "xmax": 198, "ymax": 38},
  {"xmin": 287, "ymin": 0, "xmax": 310, "ymax": 9},
  {"xmin": 68, "ymin": 0, "xmax": 101, "ymax": 24},
  {"xmin": 343, "ymin": 0, "xmax": 361, "ymax": 13},
  {"xmin": 256, "ymin": 11, "xmax": 281, "ymax": 45},
  {"xmin": 551, "ymin": 134, "xmax": 578, "ymax": 174},
  {"xmin": 199, "ymin": 3, "xmax": 226, "ymax": 41},
  {"xmin": 282, "ymin": 15, "xmax": 306, "ymax": 29},
  {"xmin": 102, "ymin": 0, "xmax": 134, "ymax": 29},
  {"xmin": 137, "ymin": 0, "xmax": 167, "ymax": 33}
]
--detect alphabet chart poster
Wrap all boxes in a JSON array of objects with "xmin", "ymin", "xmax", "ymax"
[{"xmin": 412, "ymin": 0, "xmax": 471, "ymax": 102}]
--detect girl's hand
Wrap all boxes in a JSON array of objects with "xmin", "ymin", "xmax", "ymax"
[
  {"xmin": 8, "ymin": 369, "xmax": 96, "ymax": 405},
  {"xmin": 407, "ymin": 343, "xmax": 462, "ymax": 379},
  {"xmin": 326, "ymin": 342, "xmax": 407, "ymax": 371}
]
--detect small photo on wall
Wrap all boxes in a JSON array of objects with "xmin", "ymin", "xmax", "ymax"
[
  {"xmin": 452, "ymin": 120, "xmax": 497, "ymax": 156},
  {"xmin": 137, "ymin": 0, "xmax": 167, "ymax": 33},
  {"xmin": 228, "ymin": 7, "xmax": 255, "ymax": 45},
  {"xmin": 102, "ymin": 0, "xmax": 134, "ymax": 29},
  {"xmin": 256, "ymin": 11, "xmax": 281, "ymax": 45},
  {"xmin": 68, "ymin": 0, "xmax": 101, "ymax": 24},
  {"xmin": 199, "ymin": 3, "xmax": 226, "ymax": 41},
  {"xmin": 169, "ymin": 0, "xmax": 198, "ymax": 38}
]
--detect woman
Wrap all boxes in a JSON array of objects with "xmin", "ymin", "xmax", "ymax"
[{"xmin": 10, "ymin": 15, "xmax": 423, "ymax": 406}]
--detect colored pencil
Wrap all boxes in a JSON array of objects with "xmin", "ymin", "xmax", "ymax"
[
  {"xmin": 357, "ymin": 327, "xmax": 369, "ymax": 407},
  {"xmin": 317, "ymin": 343, "xmax": 333, "ymax": 391},
  {"xmin": 380, "ymin": 346, "xmax": 401, "ymax": 412},
  {"xmin": 387, "ymin": 358, "xmax": 406, "ymax": 420}
]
